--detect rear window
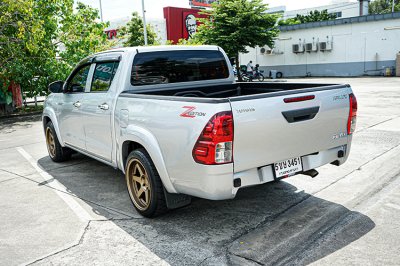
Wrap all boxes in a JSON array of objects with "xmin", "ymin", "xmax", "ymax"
[{"xmin": 131, "ymin": 50, "xmax": 229, "ymax": 86}]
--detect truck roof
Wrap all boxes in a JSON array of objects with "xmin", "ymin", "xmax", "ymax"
[
  {"xmin": 76, "ymin": 45, "xmax": 225, "ymax": 68},
  {"xmin": 94, "ymin": 45, "xmax": 221, "ymax": 56}
]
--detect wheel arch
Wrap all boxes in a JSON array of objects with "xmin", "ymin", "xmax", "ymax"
[
  {"xmin": 119, "ymin": 126, "xmax": 177, "ymax": 194},
  {"xmin": 42, "ymin": 108, "xmax": 64, "ymax": 146}
]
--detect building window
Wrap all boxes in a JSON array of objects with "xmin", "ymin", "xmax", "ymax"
[{"xmin": 334, "ymin": 11, "xmax": 342, "ymax": 18}]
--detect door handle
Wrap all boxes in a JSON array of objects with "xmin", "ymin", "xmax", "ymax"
[
  {"xmin": 98, "ymin": 103, "xmax": 109, "ymax": 110},
  {"xmin": 282, "ymin": 106, "xmax": 320, "ymax": 123},
  {"xmin": 73, "ymin": 101, "xmax": 81, "ymax": 108}
]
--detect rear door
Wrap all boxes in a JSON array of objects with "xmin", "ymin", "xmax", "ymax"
[
  {"xmin": 230, "ymin": 87, "xmax": 351, "ymax": 172},
  {"xmin": 80, "ymin": 60, "xmax": 120, "ymax": 162}
]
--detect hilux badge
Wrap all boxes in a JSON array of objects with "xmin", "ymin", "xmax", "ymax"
[
  {"xmin": 332, "ymin": 132, "xmax": 347, "ymax": 140},
  {"xmin": 333, "ymin": 95, "xmax": 348, "ymax": 101}
]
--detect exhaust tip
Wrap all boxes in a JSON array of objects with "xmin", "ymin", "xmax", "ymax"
[{"xmin": 302, "ymin": 169, "xmax": 319, "ymax": 178}]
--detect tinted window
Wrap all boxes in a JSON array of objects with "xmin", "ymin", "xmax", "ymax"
[
  {"xmin": 131, "ymin": 50, "xmax": 229, "ymax": 86},
  {"xmin": 67, "ymin": 65, "xmax": 91, "ymax": 93},
  {"xmin": 91, "ymin": 62, "xmax": 119, "ymax": 92}
]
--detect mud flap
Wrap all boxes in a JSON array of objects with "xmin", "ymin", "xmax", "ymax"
[{"xmin": 163, "ymin": 188, "xmax": 191, "ymax": 209}]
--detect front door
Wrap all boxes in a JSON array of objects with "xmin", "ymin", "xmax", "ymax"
[{"xmin": 59, "ymin": 64, "xmax": 92, "ymax": 150}]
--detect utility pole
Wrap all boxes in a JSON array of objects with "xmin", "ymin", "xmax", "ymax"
[
  {"xmin": 392, "ymin": 0, "xmax": 395, "ymax": 12},
  {"xmin": 142, "ymin": 0, "xmax": 148, "ymax": 46},
  {"xmin": 99, "ymin": 0, "xmax": 104, "ymax": 22}
]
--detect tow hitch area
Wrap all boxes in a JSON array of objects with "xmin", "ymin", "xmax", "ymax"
[{"xmin": 302, "ymin": 169, "xmax": 319, "ymax": 178}]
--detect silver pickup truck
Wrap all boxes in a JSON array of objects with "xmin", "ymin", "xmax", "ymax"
[{"xmin": 43, "ymin": 45, "xmax": 357, "ymax": 217}]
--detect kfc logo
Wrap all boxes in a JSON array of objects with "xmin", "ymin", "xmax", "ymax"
[{"xmin": 185, "ymin": 14, "xmax": 197, "ymax": 38}]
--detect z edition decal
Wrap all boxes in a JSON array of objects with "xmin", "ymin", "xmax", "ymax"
[{"xmin": 180, "ymin": 106, "xmax": 206, "ymax": 118}]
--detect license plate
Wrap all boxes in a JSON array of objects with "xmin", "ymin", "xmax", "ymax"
[{"xmin": 274, "ymin": 157, "xmax": 303, "ymax": 178}]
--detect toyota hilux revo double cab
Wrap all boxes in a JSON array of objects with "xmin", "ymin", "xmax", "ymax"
[{"xmin": 43, "ymin": 45, "xmax": 357, "ymax": 217}]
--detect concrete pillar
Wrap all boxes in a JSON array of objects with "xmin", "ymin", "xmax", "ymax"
[
  {"xmin": 359, "ymin": 0, "xmax": 370, "ymax": 16},
  {"xmin": 396, "ymin": 53, "xmax": 400, "ymax": 77}
]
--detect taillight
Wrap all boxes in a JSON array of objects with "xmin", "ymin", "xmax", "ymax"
[
  {"xmin": 347, "ymin": 93, "xmax": 357, "ymax": 135},
  {"xmin": 193, "ymin": 111, "xmax": 234, "ymax": 165}
]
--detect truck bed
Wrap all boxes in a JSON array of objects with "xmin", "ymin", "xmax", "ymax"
[
  {"xmin": 119, "ymin": 81, "xmax": 352, "ymax": 175},
  {"xmin": 122, "ymin": 82, "xmax": 348, "ymax": 101}
]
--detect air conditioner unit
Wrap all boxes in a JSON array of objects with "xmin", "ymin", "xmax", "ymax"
[
  {"xmin": 260, "ymin": 47, "xmax": 273, "ymax": 55},
  {"xmin": 305, "ymin": 42, "xmax": 318, "ymax": 52},
  {"xmin": 292, "ymin": 44, "xmax": 305, "ymax": 53},
  {"xmin": 319, "ymin": 42, "xmax": 333, "ymax": 51}
]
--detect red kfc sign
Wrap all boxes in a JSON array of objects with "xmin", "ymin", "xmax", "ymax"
[{"xmin": 163, "ymin": 7, "xmax": 208, "ymax": 44}]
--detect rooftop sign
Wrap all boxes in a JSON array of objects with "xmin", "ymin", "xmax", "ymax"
[{"xmin": 190, "ymin": 0, "xmax": 218, "ymax": 8}]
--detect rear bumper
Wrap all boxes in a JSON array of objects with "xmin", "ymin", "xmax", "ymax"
[
  {"xmin": 174, "ymin": 144, "xmax": 349, "ymax": 200},
  {"xmin": 233, "ymin": 144, "xmax": 349, "ymax": 195}
]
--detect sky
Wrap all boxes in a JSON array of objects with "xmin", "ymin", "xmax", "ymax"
[{"xmin": 77, "ymin": 0, "xmax": 357, "ymax": 21}]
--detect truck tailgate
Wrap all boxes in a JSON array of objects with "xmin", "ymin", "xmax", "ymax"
[{"xmin": 230, "ymin": 86, "xmax": 351, "ymax": 173}]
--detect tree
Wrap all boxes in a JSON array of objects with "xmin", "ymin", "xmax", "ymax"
[
  {"xmin": 10, "ymin": 0, "xmax": 69, "ymax": 99},
  {"xmin": 0, "ymin": 0, "xmax": 114, "ymax": 108},
  {"xmin": 59, "ymin": 2, "xmax": 114, "ymax": 71},
  {"xmin": 369, "ymin": 0, "xmax": 400, "ymax": 14},
  {"xmin": 119, "ymin": 12, "xmax": 159, "ymax": 47},
  {"xmin": 194, "ymin": 0, "xmax": 279, "ymax": 81},
  {"xmin": 0, "ymin": 0, "xmax": 53, "ymax": 102},
  {"xmin": 279, "ymin": 9, "xmax": 337, "ymax": 26},
  {"xmin": 278, "ymin": 17, "xmax": 302, "ymax": 26}
]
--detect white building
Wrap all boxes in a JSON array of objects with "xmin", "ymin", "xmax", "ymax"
[
  {"xmin": 105, "ymin": 17, "xmax": 167, "ymax": 45},
  {"xmin": 284, "ymin": 1, "xmax": 365, "ymax": 19},
  {"xmin": 241, "ymin": 3, "xmax": 400, "ymax": 77},
  {"xmin": 267, "ymin": 0, "xmax": 366, "ymax": 19}
]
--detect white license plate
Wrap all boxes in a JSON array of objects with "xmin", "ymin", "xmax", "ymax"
[{"xmin": 274, "ymin": 157, "xmax": 303, "ymax": 178}]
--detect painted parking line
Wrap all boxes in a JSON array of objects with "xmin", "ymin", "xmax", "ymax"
[
  {"xmin": 385, "ymin": 203, "xmax": 400, "ymax": 211},
  {"xmin": 16, "ymin": 147, "xmax": 93, "ymax": 222}
]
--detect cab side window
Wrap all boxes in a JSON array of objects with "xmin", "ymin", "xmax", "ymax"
[
  {"xmin": 91, "ymin": 62, "xmax": 119, "ymax": 92},
  {"xmin": 66, "ymin": 65, "xmax": 91, "ymax": 93}
]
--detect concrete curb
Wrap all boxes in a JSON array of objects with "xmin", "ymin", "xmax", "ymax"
[{"xmin": 0, "ymin": 111, "xmax": 42, "ymax": 121}]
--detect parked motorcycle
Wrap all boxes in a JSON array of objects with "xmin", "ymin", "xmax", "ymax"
[{"xmin": 241, "ymin": 70, "xmax": 265, "ymax": 82}]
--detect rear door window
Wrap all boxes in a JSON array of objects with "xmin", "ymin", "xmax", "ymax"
[
  {"xmin": 131, "ymin": 50, "xmax": 229, "ymax": 86},
  {"xmin": 91, "ymin": 62, "xmax": 119, "ymax": 92}
]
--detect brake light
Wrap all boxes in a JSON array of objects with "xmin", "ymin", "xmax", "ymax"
[
  {"xmin": 193, "ymin": 111, "xmax": 234, "ymax": 165},
  {"xmin": 284, "ymin": 95, "xmax": 315, "ymax": 103},
  {"xmin": 347, "ymin": 93, "xmax": 357, "ymax": 135}
]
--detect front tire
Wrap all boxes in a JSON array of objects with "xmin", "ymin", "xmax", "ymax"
[
  {"xmin": 45, "ymin": 121, "xmax": 72, "ymax": 162},
  {"xmin": 257, "ymin": 74, "xmax": 264, "ymax": 82},
  {"xmin": 241, "ymin": 74, "xmax": 249, "ymax": 82},
  {"xmin": 125, "ymin": 149, "xmax": 168, "ymax": 218}
]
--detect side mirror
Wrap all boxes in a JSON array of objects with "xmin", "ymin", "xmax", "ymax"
[{"xmin": 48, "ymin": 81, "xmax": 64, "ymax": 93}]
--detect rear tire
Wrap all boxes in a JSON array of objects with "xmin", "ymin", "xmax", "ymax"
[
  {"xmin": 45, "ymin": 121, "xmax": 72, "ymax": 162},
  {"xmin": 125, "ymin": 149, "xmax": 168, "ymax": 218}
]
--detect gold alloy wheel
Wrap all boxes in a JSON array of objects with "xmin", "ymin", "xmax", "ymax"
[
  {"xmin": 45, "ymin": 128, "xmax": 56, "ymax": 158},
  {"xmin": 126, "ymin": 158, "xmax": 152, "ymax": 211}
]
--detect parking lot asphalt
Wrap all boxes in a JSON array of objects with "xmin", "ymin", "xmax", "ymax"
[{"xmin": 0, "ymin": 77, "xmax": 399, "ymax": 265}]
